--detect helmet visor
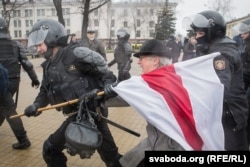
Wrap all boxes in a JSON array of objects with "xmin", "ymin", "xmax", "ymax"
[
  {"xmin": 233, "ymin": 23, "xmax": 250, "ymax": 34},
  {"xmin": 27, "ymin": 28, "xmax": 48, "ymax": 48},
  {"xmin": 182, "ymin": 14, "xmax": 213, "ymax": 31}
]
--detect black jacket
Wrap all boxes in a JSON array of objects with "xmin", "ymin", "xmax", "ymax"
[
  {"xmin": 33, "ymin": 44, "xmax": 116, "ymax": 113},
  {"xmin": 79, "ymin": 38, "xmax": 107, "ymax": 61},
  {"xmin": 0, "ymin": 39, "xmax": 38, "ymax": 93},
  {"xmin": 108, "ymin": 40, "xmax": 132, "ymax": 71},
  {"xmin": 208, "ymin": 37, "xmax": 248, "ymax": 129},
  {"xmin": 241, "ymin": 37, "xmax": 250, "ymax": 87}
]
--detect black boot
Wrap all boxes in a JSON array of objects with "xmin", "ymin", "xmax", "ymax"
[
  {"xmin": 105, "ymin": 154, "xmax": 123, "ymax": 167},
  {"xmin": 12, "ymin": 135, "xmax": 31, "ymax": 149}
]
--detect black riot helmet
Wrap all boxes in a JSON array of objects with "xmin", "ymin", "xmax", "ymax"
[
  {"xmin": 183, "ymin": 10, "xmax": 226, "ymax": 42},
  {"xmin": 0, "ymin": 17, "xmax": 9, "ymax": 39},
  {"xmin": 28, "ymin": 19, "xmax": 66, "ymax": 49},
  {"xmin": 168, "ymin": 34, "xmax": 176, "ymax": 40},
  {"xmin": 116, "ymin": 28, "xmax": 130, "ymax": 40}
]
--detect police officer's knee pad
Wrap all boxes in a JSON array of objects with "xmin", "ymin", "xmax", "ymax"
[
  {"xmin": 43, "ymin": 139, "xmax": 67, "ymax": 166},
  {"xmin": 42, "ymin": 139, "xmax": 55, "ymax": 164}
]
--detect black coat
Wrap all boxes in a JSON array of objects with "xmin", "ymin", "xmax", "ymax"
[{"xmin": 208, "ymin": 37, "xmax": 248, "ymax": 130}]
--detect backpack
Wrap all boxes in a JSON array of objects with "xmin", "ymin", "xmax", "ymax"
[{"xmin": 0, "ymin": 63, "xmax": 8, "ymax": 96}]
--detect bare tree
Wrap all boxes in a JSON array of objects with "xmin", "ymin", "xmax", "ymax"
[
  {"xmin": 81, "ymin": 0, "xmax": 110, "ymax": 39},
  {"xmin": 53, "ymin": 0, "xmax": 65, "ymax": 26},
  {"xmin": 52, "ymin": 0, "xmax": 110, "ymax": 38},
  {"xmin": 1, "ymin": 0, "xmax": 29, "ymax": 30},
  {"xmin": 206, "ymin": 0, "xmax": 234, "ymax": 21}
]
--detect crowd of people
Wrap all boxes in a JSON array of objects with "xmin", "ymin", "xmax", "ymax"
[{"xmin": 0, "ymin": 8, "xmax": 250, "ymax": 167}]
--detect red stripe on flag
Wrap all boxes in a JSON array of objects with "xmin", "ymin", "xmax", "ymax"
[{"xmin": 142, "ymin": 65, "xmax": 203, "ymax": 150}]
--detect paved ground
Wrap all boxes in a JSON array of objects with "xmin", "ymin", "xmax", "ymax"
[{"xmin": 0, "ymin": 53, "xmax": 148, "ymax": 167}]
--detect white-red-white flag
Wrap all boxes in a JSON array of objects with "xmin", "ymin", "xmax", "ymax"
[{"xmin": 113, "ymin": 52, "xmax": 224, "ymax": 150}]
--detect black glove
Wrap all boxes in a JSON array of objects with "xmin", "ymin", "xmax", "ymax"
[
  {"xmin": 104, "ymin": 83, "xmax": 118, "ymax": 98},
  {"xmin": 79, "ymin": 89, "xmax": 99, "ymax": 102},
  {"xmin": 31, "ymin": 79, "xmax": 40, "ymax": 88},
  {"xmin": 24, "ymin": 104, "xmax": 41, "ymax": 117}
]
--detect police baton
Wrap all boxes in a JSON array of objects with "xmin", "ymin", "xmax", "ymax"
[
  {"xmin": 9, "ymin": 92, "xmax": 141, "ymax": 137},
  {"xmin": 10, "ymin": 98, "xmax": 80, "ymax": 119},
  {"xmin": 9, "ymin": 92, "xmax": 105, "ymax": 119}
]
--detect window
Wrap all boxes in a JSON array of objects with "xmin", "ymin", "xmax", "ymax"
[
  {"xmin": 26, "ymin": 30, "xmax": 29, "ymax": 36},
  {"xmin": 62, "ymin": 8, "xmax": 70, "ymax": 15},
  {"xmin": 14, "ymin": 30, "xmax": 22, "ymax": 38},
  {"xmin": 94, "ymin": 19, "xmax": 99, "ymax": 26},
  {"xmin": 136, "ymin": 30, "xmax": 141, "ymax": 37},
  {"xmin": 25, "ymin": 9, "xmax": 33, "ymax": 17},
  {"xmin": 66, "ymin": 29, "xmax": 70, "ymax": 34},
  {"xmin": 124, "ymin": 9, "xmax": 128, "ymax": 16},
  {"xmin": 137, "ymin": 9, "xmax": 141, "ymax": 16},
  {"xmin": 25, "ymin": 20, "xmax": 33, "ymax": 27},
  {"xmin": 13, "ymin": 10, "xmax": 21, "ymax": 17},
  {"xmin": 149, "ymin": 21, "xmax": 154, "ymax": 28},
  {"xmin": 123, "ymin": 21, "xmax": 128, "ymax": 27},
  {"xmin": 52, "ymin": 8, "xmax": 56, "ymax": 16},
  {"xmin": 65, "ymin": 18, "xmax": 70, "ymax": 26},
  {"xmin": 37, "ymin": 9, "xmax": 45, "ymax": 16},
  {"xmin": 13, "ymin": 20, "xmax": 21, "ymax": 28},
  {"xmin": 150, "ymin": 30, "xmax": 155, "ymax": 37},
  {"xmin": 111, "ymin": 20, "xmax": 115, "ymax": 27},
  {"xmin": 137, "ymin": 19, "xmax": 141, "ymax": 27},
  {"xmin": 94, "ymin": 10, "xmax": 98, "ymax": 16},
  {"xmin": 111, "ymin": 30, "xmax": 115, "ymax": 37}
]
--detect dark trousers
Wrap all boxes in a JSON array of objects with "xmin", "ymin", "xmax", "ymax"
[
  {"xmin": 0, "ymin": 79, "xmax": 27, "ymax": 139},
  {"xmin": 244, "ymin": 86, "xmax": 250, "ymax": 149},
  {"xmin": 222, "ymin": 111, "xmax": 248, "ymax": 150},
  {"xmin": 43, "ymin": 111, "xmax": 121, "ymax": 167},
  {"xmin": 118, "ymin": 70, "xmax": 131, "ymax": 82}
]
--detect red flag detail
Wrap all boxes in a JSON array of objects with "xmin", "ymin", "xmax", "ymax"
[{"xmin": 142, "ymin": 64, "xmax": 203, "ymax": 150}]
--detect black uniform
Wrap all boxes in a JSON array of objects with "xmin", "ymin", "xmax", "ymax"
[
  {"xmin": 207, "ymin": 37, "xmax": 248, "ymax": 150},
  {"xmin": 31, "ymin": 44, "xmax": 121, "ymax": 167},
  {"xmin": 79, "ymin": 38, "xmax": 107, "ymax": 61},
  {"xmin": 183, "ymin": 41, "xmax": 197, "ymax": 61},
  {"xmin": 0, "ymin": 63, "xmax": 8, "ymax": 95},
  {"xmin": 0, "ymin": 39, "xmax": 39, "ymax": 147},
  {"xmin": 108, "ymin": 39, "xmax": 132, "ymax": 82},
  {"xmin": 241, "ymin": 36, "xmax": 250, "ymax": 147},
  {"xmin": 166, "ymin": 37, "xmax": 181, "ymax": 63}
]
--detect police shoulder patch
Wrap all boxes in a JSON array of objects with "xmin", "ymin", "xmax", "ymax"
[{"xmin": 214, "ymin": 59, "xmax": 226, "ymax": 70}]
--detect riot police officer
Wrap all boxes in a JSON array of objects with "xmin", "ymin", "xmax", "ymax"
[
  {"xmin": 24, "ymin": 19, "xmax": 122, "ymax": 167},
  {"xmin": 0, "ymin": 17, "xmax": 40, "ymax": 149},
  {"xmin": 233, "ymin": 18, "xmax": 250, "ymax": 149},
  {"xmin": 0, "ymin": 63, "xmax": 8, "ymax": 96},
  {"xmin": 108, "ymin": 28, "xmax": 132, "ymax": 82},
  {"xmin": 183, "ymin": 10, "xmax": 249, "ymax": 150},
  {"xmin": 165, "ymin": 34, "xmax": 182, "ymax": 63},
  {"xmin": 79, "ymin": 28, "xmax": 107, "ymax": 61}
]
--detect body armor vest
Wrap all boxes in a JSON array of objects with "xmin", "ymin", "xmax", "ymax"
[
  {"xmin": 44, "ymin": 47, "xmax": 92, "ymax": 105},
  {"xmin": 0, "ymin": 39, "xmax": 20, "ymax": 78}
]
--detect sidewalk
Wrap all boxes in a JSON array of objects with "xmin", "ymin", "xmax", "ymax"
[{"xmin": 0, "ymin": 54, "xmax": 147, "ymax": 167}]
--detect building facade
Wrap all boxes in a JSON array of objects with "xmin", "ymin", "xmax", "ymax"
[
  {"xmin": 226, "ymin": 14, "xmax": 250, "ymax": 38},
  {"xmin": 0, "ymin": 0, "xmax": 177, "ymax": 48}
]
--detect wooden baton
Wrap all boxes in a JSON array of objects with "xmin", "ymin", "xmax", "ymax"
[{"xmin": 10, "ymin": 91, "xmax": 104, "ymax": 119}]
